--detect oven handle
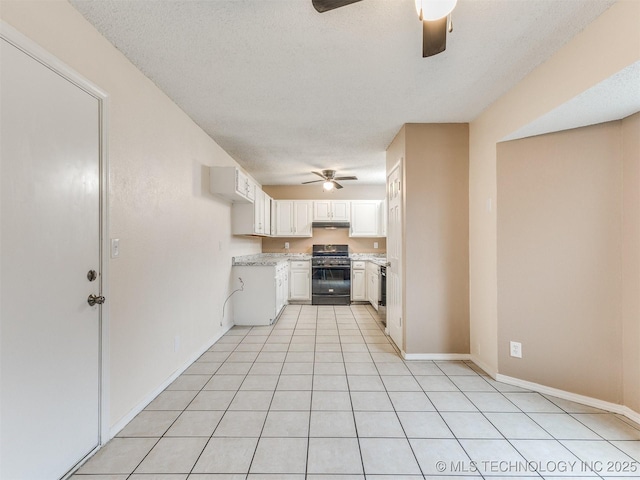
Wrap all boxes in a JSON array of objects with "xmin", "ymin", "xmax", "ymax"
[{"xmin": 312, "ymin": 266, "xmax": 351, "ymax": 270}]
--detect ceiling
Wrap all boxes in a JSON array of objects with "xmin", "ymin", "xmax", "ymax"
[{"xmin": 70, "ymin": 0, "xmax": 620, "ymax": 186}]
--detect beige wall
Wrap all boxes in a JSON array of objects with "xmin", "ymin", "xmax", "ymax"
[
  {"xmin": 262, "ymin": 184, "xmax": 386, "ymax": 253},
  {"xmin": 497, "ymin": 122, "xmax": 624, "ymax": 403},
  {"xmin": 469, "ymin": 0, "xmax": 640, "ymax": 376},
  {"xmin": 0, "ymin": 1, "xmax": 261, "ymax": 431},
  {"xmin": 388, "ymin": 124, "xmax": 470, "ymax": 355},
  {"xmin": 622, "ymin": 112, "xmax": 640, "ymax": 412}
]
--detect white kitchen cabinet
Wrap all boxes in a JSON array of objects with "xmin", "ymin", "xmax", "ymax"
[
  {"xmin": 233, "ymin": 263, "xmax": 288, "ymax": 325},
  {"xmin": 232, "ymin": 188, "xmax": 272, "ymax": 236},
  {"xmin": 289, "ymin": 260, "xmax": 311, "ymax": 302},
  {"xmin": 263, "ymin": 192, "xmax": 272, "ymax": 236},
  {"xmin": 351, "ymin": 261, "xmax": 366, "ymax": 301},
  {"xmin": 209, "ymin": 166, "xmax": 254, "ymax": 203},
  {"xmin": 273, "ymin": 200, "xmax": 313, "ymax": 237},
  {"xmin": 275, "ymin": 262, "xmax": 289, "ymax": 316},
  {"xmin": 366, "ymin": 261, "xmax": 380, "ymax": 311},
  {"xmin": 313, "ymin": 200, "xmax": 350, "ymax": 222},
  {"xmin": 350, "ymin": 200, "xmax": 382, "ymax": 237},
  {"xmin": 380, "ymin": 198, "xmax": 387, "ymax": 237}
]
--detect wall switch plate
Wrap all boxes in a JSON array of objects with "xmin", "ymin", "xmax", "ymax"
[
  {"xmin": 510, "ymin": 341, "xmax": 522, "ymax": 358},
  {"xmin": 374, "ymin": 242, "xmax": 379, "ymax": 249},
  {"xmin": 111, "ymin": 238, "xmax": 120, "ymax": 258},
  {"xmin": 284, "ymin": 242, "xmax": 290, "ymax": 249}
]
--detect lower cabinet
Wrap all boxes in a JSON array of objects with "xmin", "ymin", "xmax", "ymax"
[
  {"xmin": 289, "ymin": 260, "xmax": 311, "ymax": 302},
  {"xmin": 351, "ymin": 261, "xmax": 366, "ymax": 301},
  {"xmin": 233, "ymin": 263, "xmax": 288, "ymax": 325},
  {"xmin": 366, "ymin": 262, "xmax": 380, "ymax": 311}
]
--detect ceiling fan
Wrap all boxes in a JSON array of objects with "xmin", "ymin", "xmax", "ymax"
[
  {"xmin": 302, "ymin": 169, "xmax": 358, "ymax": 190},
  {"xmin": 312, "ymin": 0, "xmax": 456, "ymax": 58}
]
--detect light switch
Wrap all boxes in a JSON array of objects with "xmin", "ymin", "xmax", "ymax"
[
  {"xmin": 374, "ymin": 242, "xmax": 379, "ymax": 249},
  {"xmin": 111, "ymin": 238, "xmax": 120, "ymax": 258}
]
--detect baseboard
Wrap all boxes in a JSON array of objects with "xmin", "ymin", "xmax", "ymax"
[
  {"xmin": 496, "ymin": 373, "xmax": 640, "ymax": 425},
  {"xmin": 470, "ymin": 354, "xmax": 498, "ymax": 378},
  {"xmin": 402, "ymin": 352, "xmax": 471, "ymax": 361},
  {"xmin": 108, "ymin": 325, "xmax": 232, "ymax": 438}
]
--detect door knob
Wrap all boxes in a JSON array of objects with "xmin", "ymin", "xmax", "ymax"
[{"xmin": 88, "ymin": 294, "xmax": 105, "ymax": 306}]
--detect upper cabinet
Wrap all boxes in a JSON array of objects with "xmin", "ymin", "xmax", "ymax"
[
  {"xmin": 210, "ymin": 166, "xmax": 255, "ymax": 203},
  {"xmin": 232, "ymin": 187, "xmax": 272, "ymax": 236},
  {"xmin": 350, "ymin": 200, "xmax": 383, "ymax": 237},
  {"xmin": 313, "ymin": 200, "xmax": 350, "ymax": 222},
  {"xmin": 273, "ymin": 200, "xmax": 313, "ymax": 237}
]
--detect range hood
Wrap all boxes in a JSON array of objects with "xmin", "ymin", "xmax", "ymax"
[{"xmin": 312, "ymin": 221, "xmax": 350, "ymax": 229}]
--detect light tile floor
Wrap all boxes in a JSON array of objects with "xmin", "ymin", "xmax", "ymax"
[{"xmin": 73, "ymin": 305, "xmax": 640, "ymax": 479}]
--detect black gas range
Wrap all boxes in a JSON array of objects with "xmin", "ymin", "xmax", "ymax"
[{"xmin": 311, "ymin": 244, "xmax": 351, "ymax": 305}]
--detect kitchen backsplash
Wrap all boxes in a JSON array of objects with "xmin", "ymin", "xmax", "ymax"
[{"xmin": 261, "ymin": 228, "xmax": 386, "ymax": 254}]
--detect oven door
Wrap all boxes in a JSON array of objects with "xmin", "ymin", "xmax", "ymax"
[{"xmin": 312, "ymin": 265, "xmax": 351, "ymax": 305}]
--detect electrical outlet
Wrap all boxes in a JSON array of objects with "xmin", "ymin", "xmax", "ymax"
[
  {"xmin": 284, "ymin": 242, "xmax": 290, "ymax": 249},
  {"xmin": 374, "ymin": 242, "xmax": 379, "ymax": 249},
  {"xmin": 510, "ymin": 341, "xmax": 522, "ymax": 358}
]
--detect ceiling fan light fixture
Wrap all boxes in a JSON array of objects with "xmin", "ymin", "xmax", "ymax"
[
  {"xmin": 415, "ymin": 0, "xmax": 457, "ymax": 21},
  {"xmin": 323, "ymin": 181, "xmax": 334, "ymax": 191}
]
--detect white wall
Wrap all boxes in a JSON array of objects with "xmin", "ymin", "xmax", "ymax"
[{"xmin": 0, "ymin": 1, "xmax": 261, "ymax": 431}]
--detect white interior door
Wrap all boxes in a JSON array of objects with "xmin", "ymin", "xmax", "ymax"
[
  {"xmin": 387, "ymin": 163, "xmax": 403, "ymax": 350},
  {"xmin": 1, "ymin": 37, "xmax": 102, "ymax": 479}
]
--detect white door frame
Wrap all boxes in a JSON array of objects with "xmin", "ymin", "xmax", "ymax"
[{"xmin": 0, "ymin": 20, "xmax": 111, "ymax": 452}]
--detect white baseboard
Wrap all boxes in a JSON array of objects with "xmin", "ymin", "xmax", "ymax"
[
  {"xmin": 108, "ymin": 325, "xmax": 232, "ymax": 438},
  {"xmin": 403, "ymin": 352, "xmax": 471, "ymax": 361},
  {"xmin": 470, "ymin": 354, "xmax": 498, "ymax": 378},
  {"xmin": 496, "ymin": 373, "xmax": 640, "ymax": 425}
]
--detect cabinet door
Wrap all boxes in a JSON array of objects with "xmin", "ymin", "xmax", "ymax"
[
  {"xmin": 313, "ymin": 200, "xmax": 332, "ymax": 221},
  {"xmin": 331, "ymin": 201, "xmax": 350, "ymax": 221},
  {"xmin": 253, "ymin": 189, "xmax": 264, "ymax": 234},
  {"xmin": 235, "ymin": 169, "xmax": 250, "ymax": 200},
  {"xmin": 351, "ymin": 269, "xmax": 366, "ymax": 301},
  {"xmin": 293, "ymin": 201, "xmax": 312, "ymax": 236},
  {"xmin": 274, "ymin": 200, "xmax": 294, "ymax": 236},
  {"xmin": 246, "ymin": 178, "xmax": 257, "ymax": 202},
  {"xmin": 282, "ymin": 269, "xmax": 289, "ymax": 308},
  {"xmin": 263, "ymin": 194, "xmax": 272, "ymax": 236},
  {"xmin": 290, "ymin": 268, "xmax": 310, "ymax": 300},
  {"xmin": 350, "ymin": 201, "xmax": 381, "ymax": 237},
  {"xmin": 366, "ymin": 265, "xmax": 379, "ymax": 310}
]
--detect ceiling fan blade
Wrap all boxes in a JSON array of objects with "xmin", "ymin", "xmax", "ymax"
[
  {"xmin": 311, "ymin": 171, "xmax": 327, "ymax": 179},
  {"xmin": 333, "ymin": 181, "xmax": 344, "ymax": 189},
  {"xmin": 312, "ymin": 0, "xmax": 363, "ymax": 13},
  {"xmin": 302, "ymin": 179, "xmax": 324, "ymax": 184},
  {"xmin": 423, "ymin": 17, "xmax": 447, "ymax": 58},
  {"xmin": 334, "ymin": 176, "xmax": 358, "ymax": 181}
]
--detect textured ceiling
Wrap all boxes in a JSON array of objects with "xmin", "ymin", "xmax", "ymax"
[{"xmin": 70, "ymin": 0, "xmax": 619, "ymax": 185}]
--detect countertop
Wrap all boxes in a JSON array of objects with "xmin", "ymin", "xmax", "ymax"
[
  {"xmin": 232, "ymin": 253, "xmax": 386, "ymax": 266},
  {"xmin": 349, "ymin": 253, "xmax": 387, "ymax": 266},
  {"xmin": 232, "ymin": 253, "xmax": 312, "ymax": 266}
]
